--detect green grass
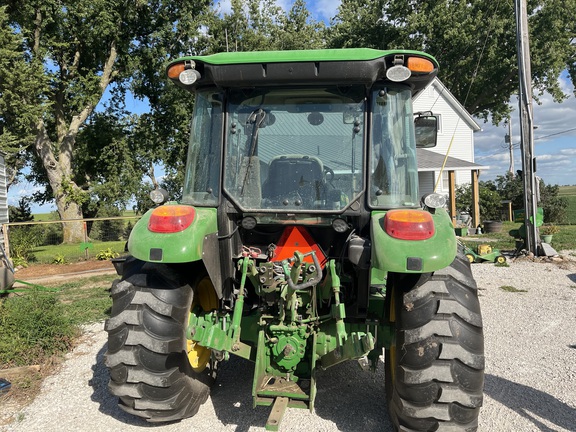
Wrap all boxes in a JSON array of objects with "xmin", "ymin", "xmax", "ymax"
[
  {"xmin": 559, "ymin": 185, "xmax": 576, "ymax": 225},
  {"xmin": 32, "ymin": 212, "xmax": 60, "ymax": 222},
  {"xmin": 54, "ymin": 275, "xmax": 115, "ymax": 324},
  {"xmin": 558, "ymin": 185, "xmax": 576, "ymax": 195},
  {"xmin": 0, "ymin": 275, "xmax": 115, "ymax": 367},
  {"xmin": 30, "ymin": 240, "xmax": 126, "ymax": 264},
  {"xmin": 563, "ymin": 195, "xmax": 576, "ymax": 225}
]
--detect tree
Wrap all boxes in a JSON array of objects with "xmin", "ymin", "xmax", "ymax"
[
  {"xmin": 455, "ymin": 182, "xmax": 502, "ymax": 222},
  {"xmin": 0, "ymin": 6, "xmax": 45, "ymax": 190},
  {"xmin": 493, "ymin": 172, "xmax": 568, "ymax": 223},
  {"xmin": 539, "ymin": 183, "xmax": 568, "ymax": 223},
  {"xmin": 330, "ymin": 0, "xmax": 576, "ymax": 123},
  {"xmin": 125, "ymin": 0, "xmax": 327, "ymax": 216},
  {"xmin": 1, "ymin": 1, "xmax": 211, "ymax": 242},
  {"xmin": 204, "ymin": 0, "xmax": 326, "ymax": 53},
  {"xmin": 8, "ymin": 198, "xmax": 34, "ymax": 223}
]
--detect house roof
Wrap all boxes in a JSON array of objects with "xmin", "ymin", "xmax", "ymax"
[
  {"xmin": 417, "ymin": 148, "xmax": 488, "ymax": 172},
  {"xmin": 414, "ymin": 78, "xmax": 481, "ymax": 132}
]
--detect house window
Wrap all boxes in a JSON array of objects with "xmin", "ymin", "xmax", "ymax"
[
  {"xmin": 436, "ymin": 171, "xmax": 449, "ymax": 192},
  {"xmin": 436, "ymin": 113, "xmax": 443, "ymax": 134}
]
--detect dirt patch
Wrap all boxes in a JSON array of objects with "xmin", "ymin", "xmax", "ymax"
[{"xmin": 14, "ymin": 260, "xmax": 116, "ymax": 281}]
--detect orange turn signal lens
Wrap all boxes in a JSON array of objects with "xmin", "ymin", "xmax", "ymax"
[
  {"xmin": 383, "ymin": 210, "xmax": 435, "ymax": 240},
  {"xmin": 148, "ymin": 205, "xmax": 196, "ymax": 233},
  {"xmin": 167, "ymin": 63, "xmax": 186, "ymax": 79},
  {"xmin": 407, "ymin": 57, "xmax": 435, "ymax": 73}
]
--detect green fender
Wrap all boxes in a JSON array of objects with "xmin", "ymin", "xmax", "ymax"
[
  {"xmin": 128, "ymin": 206, "xmax": 218, "ymax": 263},
  {"xmin": 370, "ymin": 209, "xmax": 457, "ymax": 281}
]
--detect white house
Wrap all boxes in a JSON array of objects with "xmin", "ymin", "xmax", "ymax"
[{"xmin": 414, "ymin": 78, "xmax": 488, "ymax": 225}]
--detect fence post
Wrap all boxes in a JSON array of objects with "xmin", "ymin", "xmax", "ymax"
[{"xmin": 2, "ymin": 224, "xmax": 10, "ymax": 261}]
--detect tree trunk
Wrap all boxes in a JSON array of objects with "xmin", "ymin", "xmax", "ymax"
[
  {"xmin": 34, "ymin": 120, "xmax": 86, "ymax": 244},
  {"xmin": 56, "ymin": 195, "xmax": 85, "ymax": 244}
]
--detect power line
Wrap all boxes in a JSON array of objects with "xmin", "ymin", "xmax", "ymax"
[
  {"xmin": 503, "ymin": 125, "xmax": 576, "ymax": 148},
  {"xmin": 535, "ymin": 126, "xmax": 576, "ymax": 141}
]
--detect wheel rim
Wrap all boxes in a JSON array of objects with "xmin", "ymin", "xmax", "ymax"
[
  {"xmin": 497, "ymin": 256, "xmax": 506, "ymax": 264},
  {"xmin": 466, "ymin": 254, "xmax": 474, "ymax": 263},
  {"xmin": 187, "ymin": 276, "xmax": 218, "ymax": 372}
]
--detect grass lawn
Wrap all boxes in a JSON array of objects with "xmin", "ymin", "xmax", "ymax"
[
  {"xmin": 30, "ymin": 240, "xmax": 126, "ymax": 264},
  {"xmin": 559, "ymin": 185, "xmax": 576, "ymax": 225},
  {"xmin": 563, "ymin": 195, "xmax": 576, "ymax": 225}
]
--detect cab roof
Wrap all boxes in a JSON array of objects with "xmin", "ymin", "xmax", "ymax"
[{"xmin": 167, "ymin": 48, "xmax": 439, "ymax": 94}]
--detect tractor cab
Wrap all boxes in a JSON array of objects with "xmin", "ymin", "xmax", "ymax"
[{"xmin": 174, "ymin": 50, "xmax": 438, "ymax": 217}]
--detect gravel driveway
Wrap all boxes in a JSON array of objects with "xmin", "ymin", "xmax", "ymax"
[{"xmin": 2, "ymin": 257, "xmax": 576, "ymax": 432}]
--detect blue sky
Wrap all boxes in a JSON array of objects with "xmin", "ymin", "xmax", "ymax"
[
  {"xmin": 473, "ymin": 75, "xmax": 576, "ymax": 186},
  {"xmin": 10, "ymin": 0, "xmax": 576, "ymax": 213}
]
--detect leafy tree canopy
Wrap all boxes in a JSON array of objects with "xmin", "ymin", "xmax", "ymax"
[
  {"xmin": 0, "ymin": 0, "xmax": 212, "ymax": 240},
  {"xmin": 329, "ymin": 0, "xmax": 576, "ymax": 123},
  {"xmin": 2, "ymin": 0, "xmax": 573, "ymax": 230}
]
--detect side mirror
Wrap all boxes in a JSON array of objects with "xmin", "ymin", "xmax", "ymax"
[{"xmin": 414, "ymin": 115, "xmax": 438, "ymax": 148}]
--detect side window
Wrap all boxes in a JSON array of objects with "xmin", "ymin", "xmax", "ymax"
[{"xmin": 182, "ymin": 92, "xmax": 222, "ymax": 205}]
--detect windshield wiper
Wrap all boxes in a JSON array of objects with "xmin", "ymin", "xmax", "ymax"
[{"xmin": 240, "ymin": 109, "xmax": 267, "ymax": 196}]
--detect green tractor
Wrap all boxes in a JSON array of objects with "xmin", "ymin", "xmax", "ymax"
[{"xmin": 105, "ymin": 49, "xmax": 484, "ymax": 431}]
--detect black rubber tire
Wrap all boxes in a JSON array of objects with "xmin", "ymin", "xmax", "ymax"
[
  {"xmin": 385, "ymin": 254, "xmax": 485, "ymax": 431},
  {"xmin": 104, "ymin": 257, "xmax": 214, "ymax": 422}
]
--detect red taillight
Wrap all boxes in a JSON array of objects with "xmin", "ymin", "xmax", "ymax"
[
  {"xmin": 384, "ymin": 210, "xmax": 435, "ymax": 240},
  {"xmin": 148, "ymin": 205, "xmax": 196, "ymax": 233}
]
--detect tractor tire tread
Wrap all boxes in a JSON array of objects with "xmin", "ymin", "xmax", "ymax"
[
  {"xmin": 387, "ymin": 253, "xmax": 484, "ymax": 431},
  {"xmin": 104, "ymin": 258, "xmax": 212, "ymax": 423}
]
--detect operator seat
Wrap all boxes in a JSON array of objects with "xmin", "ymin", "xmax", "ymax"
[{"xmin": 262, "ymin": 155, "xmax": 326, "ymax": 207}]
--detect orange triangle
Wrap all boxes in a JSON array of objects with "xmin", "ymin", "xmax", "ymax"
[{"xmin": 272, "ymin": 226, "xmax": 326, "ymax": 266}]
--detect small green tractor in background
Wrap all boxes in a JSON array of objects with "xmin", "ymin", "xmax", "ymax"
[
  {"xmin": 465, "ymin": 243, "xmax": 506, "ymax": 264},
  {"xmin": 105, "ymin": 49, "xmax": 484, "ymax": 431}
]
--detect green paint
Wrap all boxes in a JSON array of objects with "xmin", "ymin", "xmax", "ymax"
[
  {"xmin": 370, "ymin": 209, "xmax": 457, "ymax": 275},
  {"xmin": 127, "ymin": 205, "xmax": 217, "ymax": 263},
  {"xmin": 169, "ymin": 48, "xmax": 438, "ymax": 67}
]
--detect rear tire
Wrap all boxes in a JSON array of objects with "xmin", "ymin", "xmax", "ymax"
[
  {"xmin": 385, "ymin": 254, "xmax": 484, "ymax": 431},
  {"xmin": 104, "ymin": 258, "xmax": 215, "ymax": 422}
]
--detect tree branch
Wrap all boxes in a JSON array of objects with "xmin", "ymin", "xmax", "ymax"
[
  {"xmin": 33, "ymin": 9, "xmax": 42, "ymax": 55},
  {"xmin": 66, "ymin": 41, "xmax": 118, "ymax": 140},
  {"xmin": 147, "ymin": 163, "xmax": 159, "ymax": 189}
]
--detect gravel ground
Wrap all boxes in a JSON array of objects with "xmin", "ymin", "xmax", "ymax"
[{"xmin": 2, "ymin": 255, "xmax": 576, "ymax": 432}]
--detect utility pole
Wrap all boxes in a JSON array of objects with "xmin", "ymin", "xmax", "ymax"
[
  {"xmin": 505, "ymin": 117, "xmax": 514, "ymax": 174},
  {"xmin": 515, "ymin": 0, "xmax": 539, "ymax": 255}
]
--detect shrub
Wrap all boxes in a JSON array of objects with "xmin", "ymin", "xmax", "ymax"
[
  {"xmin": 494, "ymin": 173, "xmax": 568, "ymax": 223},
  {"xmin": 456, "ymin": 182, "xmax": 502, "ymax": 221},
  {"xmin": 9, "ymin": 226, "xmax": 39, "ymax": 263},
  {"xmin": 96, "ymin": 247, "xmax": 119, "ymax": 260},
  {"xmin": 541, "ymin": 224, "xmax": 560, "ymax": 235},
  {"xmin": 52, "ymin": 253, "xmax": 66, "ymax": 264}
]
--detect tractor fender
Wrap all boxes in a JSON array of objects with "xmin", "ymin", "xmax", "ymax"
[
  {"xmin": 127, "ymin": 207, "xmax": 222, "ymax": 296},
  {"xmin": 370, "ymin": 209, "xmax": 457, "ymax": 276}
]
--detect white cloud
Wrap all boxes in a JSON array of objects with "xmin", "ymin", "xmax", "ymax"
[
  {"xmin": 472, "ymin": 75, "xmax": 576, "ymax": 186},
  {"xmin": 214, "ymin": 0, "xmax": 232, "ymax": 15},
  {"xmin": 307, "ymin": 0, "xmax": 341, "ymax": 22}
]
